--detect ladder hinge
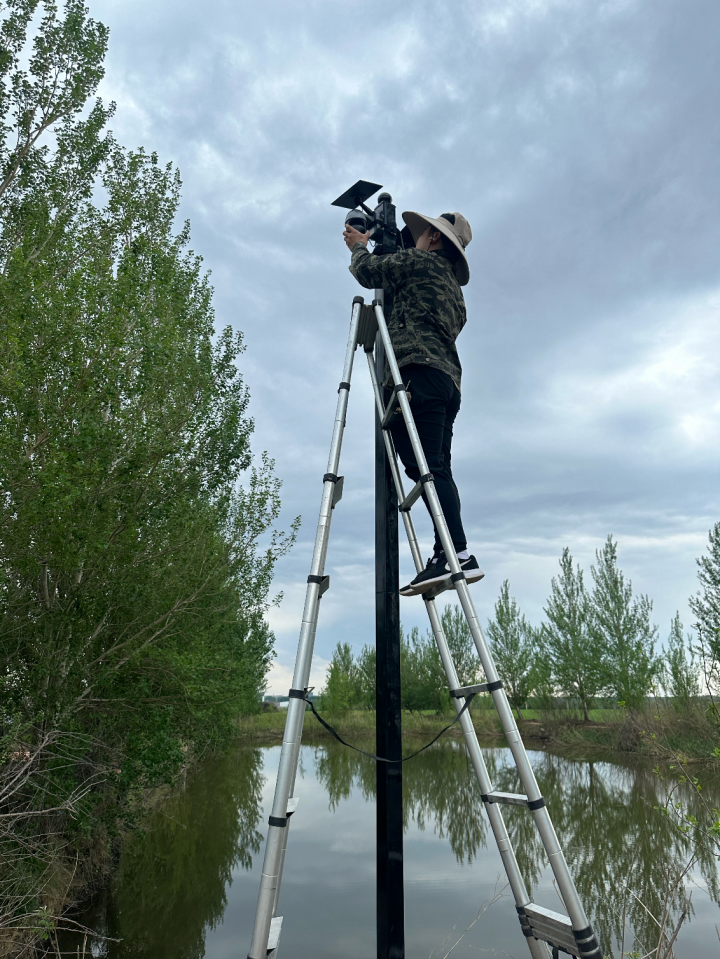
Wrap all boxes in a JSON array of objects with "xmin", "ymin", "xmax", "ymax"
[{"xmin": 357, "ymin": 304, "xmax": 378, "ymax": 350}]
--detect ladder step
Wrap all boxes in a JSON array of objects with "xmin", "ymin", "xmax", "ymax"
[
  {"xmin": 398, "ymin": 477, "xmax": 424, "ymax": 512},
  {"xmin": 380, "ymin": 384, "xmax": 407, "ymax": 430},
  {"xmin": 451, "ymin": 682, "xmax": 494, "ymax": 697},
  {"xmin": 521, "ymin": 904, "xmax": 580, "ymax": 956},
  {"xmin": 421, "ymin": 561, "xmax": 480, "ymax": 601},
  {"xmin": 482, "ymin": 791, "xmax": 528, "ymax": 806},
  {"xmin": 286, "ymin": 797, "xmax": 299, "ymax": 816},
  {"xmin": 267, "ymin": 915, "xmax": 283, "ymax": 952},
  {"xmin": 422, "ymin": 577, "xmax": 452, "ymax": 600}
]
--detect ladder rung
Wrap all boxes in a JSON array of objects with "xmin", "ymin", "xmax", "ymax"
[
  {"xmin": 380, "ymin": 385, "xmax": 405, "ymax": 430},
  {"xmin": 451, "ymin": 682, "xmax": 491, "ymax": 697},
  {"xmin": 267, "ymin": 915, "xmax": 283, "ymax": 951},
  {"xmin": 398, "ymin": 477, "xmax": 423, "ymax": 512},
  {"xmin": 523, "ymin": 904, "xmax": 578, "ymax": 954},
  {"xmin": 423, "ymin": 576, "xmax": 452, "ymax": 600},
  {"xmin": 483, "ymin": 791, "xmax": 528, "ymax": 806},
  {"xmin": 286, "ymin": 797, "xmax": 299, "ymax": 816}
]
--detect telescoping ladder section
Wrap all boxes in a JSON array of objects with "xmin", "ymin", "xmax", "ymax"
[{"xmin": 247, "ymin": 296, "xmax": 602, "ymax": 959}]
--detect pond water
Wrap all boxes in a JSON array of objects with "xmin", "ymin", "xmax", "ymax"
[{"xmin": 61, "ymin": 739, "xmax": 720, "ymax": 958}]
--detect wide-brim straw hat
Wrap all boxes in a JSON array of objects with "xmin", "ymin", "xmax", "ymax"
[{"xmin": 402, "ymin": 211, "xmax": 472, "ymax": 286}]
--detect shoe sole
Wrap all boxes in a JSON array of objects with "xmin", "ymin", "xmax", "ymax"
[{"xmin": 400, "ymin": 566, "xmax": 485, "ymax": 598}]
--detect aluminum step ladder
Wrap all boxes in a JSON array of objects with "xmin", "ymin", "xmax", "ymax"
[{"xmin": 247, "ymin": 296, "xmax": 602, "ymax": 959}]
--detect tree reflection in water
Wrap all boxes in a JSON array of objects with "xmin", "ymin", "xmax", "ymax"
[
  {"xmin": 58, "ymin": 747, "xmax": 265, "ymax": 959},
  {"xmin": 313, "ymin": 739, "xmax": 491, "ymax": 864},
  {"xmin": 313, "ymin": 739, "xmax": 720, "ymax": 958},
  {"xmin": 57, "ymin": 741, "xmax": 720, "ymax": 959}
]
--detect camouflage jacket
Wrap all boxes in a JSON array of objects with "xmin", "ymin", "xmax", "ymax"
[{"xmin": 349, "ymin": 244, "xmax": 467, "ymax": 389}]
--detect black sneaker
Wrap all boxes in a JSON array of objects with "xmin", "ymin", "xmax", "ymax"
[{"xmin": 399, "ymin": 552, "xmax": 484, "ymax": 597}]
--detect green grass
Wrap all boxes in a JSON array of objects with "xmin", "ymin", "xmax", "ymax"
[
  {"xmin": 237, "ymin": 703, "xmax": 720, "ymax": 762},
  {"xmin": 236, "ymin": 707, "xmax": 503, "ymax": 744}
]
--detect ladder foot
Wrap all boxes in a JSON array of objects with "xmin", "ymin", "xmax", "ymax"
[{"xmin": 517, "ymin": 905, "xmax": 602, "ymax": 959}]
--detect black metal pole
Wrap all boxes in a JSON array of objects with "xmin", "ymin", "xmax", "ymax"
[{"xmin": 375, "ymin": 288, "xmax": 405, "ymax": 959}]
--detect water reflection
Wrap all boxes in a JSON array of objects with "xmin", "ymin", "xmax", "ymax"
[
  {"xmin": 314, "ymin": 740, "xmax": 720, "ymax": 957},
  {"xmin": 61, "ymin": 748, "xmax": 264, "ymax": 958},
  {"xmin": 60, "ymin": 739, "xmax": 720, "ymax": 958},
  {"xmin": 314, "ymin": 740, "xmax": 489, "ymax": 864}
]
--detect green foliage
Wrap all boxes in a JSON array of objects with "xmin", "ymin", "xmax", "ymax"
[
  {"xmin": 400, "ymin": 625, "xmax": 448, "ymax": 713},
  {"xmin": 541, "ymin": 548, "xmax": 607, "ymax": 720},
  {"xmin": 588, "ymin": 537, "xmax": 660, "ymax": 711},
  {"xmin": 486, "ymin": 581, "xmax": 538, "ymax": 719},
  {"xmin": 663, "ymin": 613, "xmax": 700, "ymax": 712},
  {"xmin": 355, "ymin": 643, "xmax": 376, "ymax": 710},
  {"xmin": 439, "ymin": 604, "xmax": 479, "ymax": 688},
  {"xmin": 689, "ymin": 522, "xmax": 720, "ymax": 691},
  {"xmin": 0, "ymin": 0, "xmax": 296, "ymax": 945},
  {"xmin": 323, "ymin": 643, "xmax": 360, "ymax": 714},
  {"xmin": 320, "ymin": 609, "xmax": 481, "ymax": 716}
]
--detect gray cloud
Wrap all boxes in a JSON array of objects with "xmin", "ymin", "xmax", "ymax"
[{"xmin": 92, "ymin": 0, "xmax": 720, "ymax": 689}]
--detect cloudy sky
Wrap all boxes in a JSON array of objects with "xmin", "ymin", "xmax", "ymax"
[{"xmin": 91, "ymin": 0, "xmax": 720, "ymax": 693}]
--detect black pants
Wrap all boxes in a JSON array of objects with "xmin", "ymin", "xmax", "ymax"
[{"xmin": 385, "ymin": 363, "xmax": 467, "ymax": 556}]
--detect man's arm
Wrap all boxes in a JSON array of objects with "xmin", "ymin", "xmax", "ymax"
[{"xmin": 343, "ymin": 224, "xmax": 414, "ymax": 291}]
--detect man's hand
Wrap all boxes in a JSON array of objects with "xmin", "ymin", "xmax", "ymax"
[{"xmin": 343, "ymin": 224, "xmax": 372, "ymax": 251}]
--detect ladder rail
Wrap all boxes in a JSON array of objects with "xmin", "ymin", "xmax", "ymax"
[
  {"xmin": 247, "ymin": 298, "xmax": 363, "ymax": 959},
  {"xmin": 371, "ymin": 299, "xmax": 594, "ymax": 944},
  {"xmin": 364, "ymin": 348, "xmax": 425, "ymax": 572},
  {"xmin": 425, "ymin": 594, "xmax": 551, "ymax": 959},
  {"xmin": 366, "ymin": 349, "xmax": 551, "ymax": 959}
]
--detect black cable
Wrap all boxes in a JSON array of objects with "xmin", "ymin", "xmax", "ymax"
[{"xmin": 302, "ymin": 693, "xmax": 476, "ymax": 763}]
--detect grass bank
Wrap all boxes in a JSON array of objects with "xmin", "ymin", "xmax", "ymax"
[{"xmin": 238, "ymin": 703, "xmax": 720, "ymax": 762}]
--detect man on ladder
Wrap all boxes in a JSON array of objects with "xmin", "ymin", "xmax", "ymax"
[
  {"xmin": 247, "ymin": 187, "xmax": 602, "ymax": 959},
  {"xmin": 343, "ymin": 209, "xmax": 484, "ymax": 597}
]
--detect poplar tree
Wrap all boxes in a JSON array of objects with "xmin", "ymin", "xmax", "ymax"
[
  {"xmin": 401, "ymin": 626, "xmax": 448, "ymax": 714},
  {"xmin": 440, "ymin": 604, "xmax": 480, "ymax": 688},
  {"xmin": 541, "ymin": 548, "xmax": 607, "ymax": 720},
  {"xmin": 324, "ymin": 643, "xmax": 360, "ymax": 713},
  {"xmin": 663, "ymin": 613, "xmax": 700, "ymax": 711},
  {"xmin": 0, "ymin": 1, "xmax": 295, "ymax": 941},
  {"xmin": 486, "ymin": 581, "xmax": 536, "ymax": 719},
  {"xmin": 688, "ymin": 522, "xmax": 720, "ymax": 690},
  {"xmin": 588, "ymin": 537, "xmax": 659, "ymax": 711}
]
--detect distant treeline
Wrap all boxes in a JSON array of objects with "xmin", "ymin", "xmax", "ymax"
[{"xmin": 321, "ymin": 531, "xmax": 720, "ymax": 719}]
